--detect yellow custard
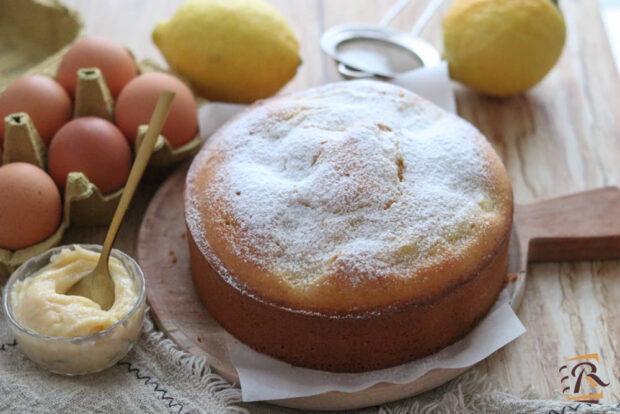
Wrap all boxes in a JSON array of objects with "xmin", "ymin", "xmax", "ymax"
[{"xmin": 11, "ymin": 246, "xmax": 137, "ymax": 338}]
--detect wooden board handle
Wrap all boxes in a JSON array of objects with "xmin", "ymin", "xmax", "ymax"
[{"xmin": 514, "ymin": 187, "xmax": 620, "ymax": 271}]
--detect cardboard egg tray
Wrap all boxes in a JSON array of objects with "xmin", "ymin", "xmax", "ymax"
[
  {"xmin": 0, "ymin": 0, "xmax": 82, "ymax": 87},
  {"xmin": 0, "ymin": 0, "xmax": 203, "ymax": 276}
]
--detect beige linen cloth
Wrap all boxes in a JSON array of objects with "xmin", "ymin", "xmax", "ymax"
[{"xmin": 1, "ymin": 306, "xmax": 618, "ymax": 414}]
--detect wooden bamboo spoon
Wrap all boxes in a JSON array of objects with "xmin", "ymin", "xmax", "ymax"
[{"xmin": 67, "ymin": 91, "xmax": 176, "ymax": 310}]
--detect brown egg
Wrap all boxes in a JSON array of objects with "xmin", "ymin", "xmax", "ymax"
[
  {"xmin": 115, "ymin": 73, "xmax": 198, "ymax": 148},
  {"xmin": 0, "ymin": 162, "xmax": 62, "ymax": 250},
  {"xmin": 48, "ymin": 117, "xmax": 132, "ymax": 194},
  {"xmin": 0, "ymin": 75, "xmax": 72, "ymax": 146},
  {"xmin": 57, "ymin": 37, "xmax": 138, "ymax": 99}
]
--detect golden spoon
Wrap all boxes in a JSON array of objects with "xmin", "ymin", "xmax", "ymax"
[{"xmin": 67, "ymin": 91, "xmax": 176, "ymax": 310}]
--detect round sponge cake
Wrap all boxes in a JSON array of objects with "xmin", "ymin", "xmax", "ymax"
[{"xmin": 185, "ymin": 80, "xmax": 513, "ymax": 372}]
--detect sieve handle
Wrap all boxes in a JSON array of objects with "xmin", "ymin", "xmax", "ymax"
[
  {"xmin": 380, "ymin": 0, "xmax": 413, "ymax": 27},
  {"xmin": 411, "ymin": 0, "xmax": 446, "ymax": 37}
]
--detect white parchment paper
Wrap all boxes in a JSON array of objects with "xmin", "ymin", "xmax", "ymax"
[
  {"xmin": 197, "ymin": 62, "xmax": 525, "ymax": 402},
  {"xmin": 228, "ymin": 291, "xmax": 525, "ymax": 402}
]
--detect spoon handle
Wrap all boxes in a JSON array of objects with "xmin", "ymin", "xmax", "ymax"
[{"xmin": 96, "ymin": 91, "xmax": 176, "ymax": 271}]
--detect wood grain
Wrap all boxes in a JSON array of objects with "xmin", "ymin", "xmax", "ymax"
[
  {"xmin": 516, "ymin": 188, "xmax": 620, "ymax": 267},
  {"xmin": 58, "ymin": 0, "xmax": 620, "ymax": 406}
]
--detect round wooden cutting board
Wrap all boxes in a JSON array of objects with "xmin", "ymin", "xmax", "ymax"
[{"xmin": 137, "ymin": 163, "xmax": 620, "ymax": 411}]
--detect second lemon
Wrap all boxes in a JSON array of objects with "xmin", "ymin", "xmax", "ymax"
[{"xmin": 443, "ymin": 0, "xmax": 566, "ymax": 97}]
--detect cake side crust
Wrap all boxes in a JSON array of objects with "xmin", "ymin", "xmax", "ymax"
[{"xmin": 187, "ymin": 222, "xmax": 510, "ymax": 372}]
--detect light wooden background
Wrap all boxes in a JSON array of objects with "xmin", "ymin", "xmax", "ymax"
[{"xmin": 61, "ymin": 0, "xmax": 619, "ymax": 405}]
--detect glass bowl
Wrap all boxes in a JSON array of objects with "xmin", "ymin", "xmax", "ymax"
[{"xmin": 2, "ymin": 244, "xmax": 146, "ymax": 375}]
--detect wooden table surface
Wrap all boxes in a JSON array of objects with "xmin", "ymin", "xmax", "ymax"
[{"xmin": 61, "ymin": 0, "xmax": 620, "ymax": 406}]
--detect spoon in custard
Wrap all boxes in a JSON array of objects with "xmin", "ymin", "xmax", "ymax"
[{"xmin": 67, "ymin": 91, "xmax": 176, "ymax": 310}]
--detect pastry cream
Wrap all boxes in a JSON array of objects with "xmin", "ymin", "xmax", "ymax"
[
  {"xmin": 5, "ymin": 245, "xmax": 145, "ymax": 375},
  {"xmin": 10, "ymin": 246, "xmax": 137, "ymax": 338}
]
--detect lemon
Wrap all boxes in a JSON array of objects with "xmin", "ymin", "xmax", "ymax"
[
  {"xmin": 152, "ymin": 0, "xmax": 300, "ymax": 103},
  {"xmin": 443, "ymin": 0, "xmax": 566, "ymax": 97}
]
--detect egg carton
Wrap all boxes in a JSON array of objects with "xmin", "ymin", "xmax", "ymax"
[
  {"xmin": 0, "ymin": 0, "xmax": 83, "ymax": 88},
  {"xmin": 0, "ymin": 59, "xmax": 202, "ymax": 278}
]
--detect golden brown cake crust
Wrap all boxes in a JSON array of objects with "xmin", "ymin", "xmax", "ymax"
[
  {"xmin": 188, "ymin": 230, "xmax": 510, "ymax": 372},
  {"xmin": 185, "ymin": 80, "xmax": 513, "ymax": 372}
]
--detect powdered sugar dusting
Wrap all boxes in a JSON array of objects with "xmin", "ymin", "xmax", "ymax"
[{"xmin": 187, "ymin": 80, "xmax": 503, "ymax": 288}]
